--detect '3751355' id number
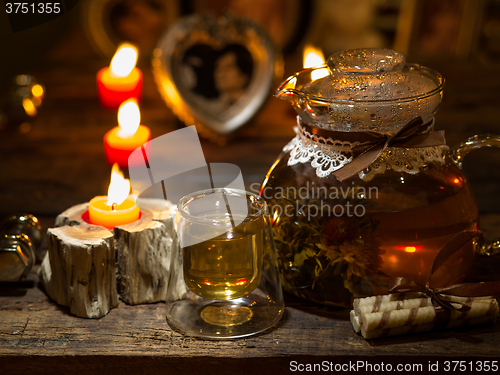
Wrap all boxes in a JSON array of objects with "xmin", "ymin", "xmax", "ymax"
[
  {"xmin": 444, "ymin": 361, "xmax": 498, "ymax": 372},
  {"xmin": 5, "ymin": 3, "xmax": 61, "ymax": 14}
]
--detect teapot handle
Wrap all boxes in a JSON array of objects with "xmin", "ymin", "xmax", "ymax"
[
  {"xmin": 451, "ymin": 134, "xmax": 500, "ymax": 256},
  {"xmin": 451, "ymin": 134, "xmax": 500, "ymax": 169}
]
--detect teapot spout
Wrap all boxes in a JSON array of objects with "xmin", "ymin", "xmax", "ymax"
[
  {"xmin": 274, "ymin": 65, "xmax": 332, "ymax": 125},
  {"xmin": 274, "ymin": 65, "xmax": 330, "ymax": 103},
  {"xmin": 274, "ymin": 74, "xmax": 300, "ymax": 102}
]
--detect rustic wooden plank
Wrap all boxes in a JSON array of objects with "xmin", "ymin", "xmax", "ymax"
[{"xmin": 1, "ymin": 290, "xmax": 499, "ymax": 358}]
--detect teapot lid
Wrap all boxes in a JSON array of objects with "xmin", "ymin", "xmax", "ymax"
[{"xmin": 276, "ymin": 48, "xmax": 444, "ymax": 133}]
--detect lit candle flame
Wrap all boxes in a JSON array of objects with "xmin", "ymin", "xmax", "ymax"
[
  {"xmin": 303, "ymin": 45, "xmax": 329, "ymax": 81},
  {"xmin": 117, "ymin": 98, "xmax": 141, "ymax": 137},
  {"xmin": 107, "ymin": 164, "xmax": 131, "ymax": 207},
  {"xmin": 110, "ymin": 44, "xmax": 138, "ymax": 78},
  {"xmin": 303, "ymin": 45, "xmax": 324, "ymax": 68}
]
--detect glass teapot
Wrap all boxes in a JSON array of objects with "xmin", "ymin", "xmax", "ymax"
[{"xmin": 261, "ymin": 49, "xmax": 500, "ymax": 307}]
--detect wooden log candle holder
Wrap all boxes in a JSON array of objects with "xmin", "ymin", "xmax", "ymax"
[{"xmin": 39, "ymin": 200, "xmax": 185, "ymax": 319}]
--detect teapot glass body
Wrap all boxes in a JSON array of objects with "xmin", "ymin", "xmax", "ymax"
[
  {"xmin": 260, "ymin": 49, "xmax": 490, "ymax": 307},
  {"xmin": 261, "ymin": 138, "xmax": 478, "ymax": 307}
]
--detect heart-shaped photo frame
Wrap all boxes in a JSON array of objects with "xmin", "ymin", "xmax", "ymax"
[{"xmin": 152, "ymin": 14, "xmax": 282, "ymax": 143}]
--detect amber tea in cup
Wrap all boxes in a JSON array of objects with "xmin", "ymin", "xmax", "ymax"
[
  {"xmin": 183, "ymin": 212, "xmax": 264, "ymax": 301},
  {"xmin": 166, "ymin": 188, "xmax": 284, "ymax": 339}
]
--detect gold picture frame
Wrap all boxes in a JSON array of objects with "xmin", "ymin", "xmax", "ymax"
[
  {"xmin": 189, "ymin": 0, "xmax": 307, "ymax": 53},
  {"xmin": 394, "ymin": 0, "xmax": 484, "ymax": 60},
  {"xmin": 82, "ymin": 0, "xmax": 181, "ymax": 59}
]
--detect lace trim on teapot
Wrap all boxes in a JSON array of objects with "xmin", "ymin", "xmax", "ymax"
[
  {"xmin": 284, "ymin": 118, "xmax": 448, "ymax": 180},
  {"xmin": 285, "ymin": 122, "xmax": 361, "ymax": 178},
  {"xmin": 358, "ymin": 146, "xmax": 449, "ymax": 181}
]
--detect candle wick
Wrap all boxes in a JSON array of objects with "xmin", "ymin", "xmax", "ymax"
[{"xmin": 111, "ymin": 203, "xmax": 117, "ymax": 211}]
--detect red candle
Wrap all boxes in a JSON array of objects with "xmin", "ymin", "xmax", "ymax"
[
  {"xmin": 104, "ymin": 99, "xmax": 151, "ymax": 168},
  {"xmin": 97, "ymin": 44, "xmax": 142, "ymax": 110},
  {"xmin": 89, "ymin": 164, "xmax": 140, "ymax": 229}
]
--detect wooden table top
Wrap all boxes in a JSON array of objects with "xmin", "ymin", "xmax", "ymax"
[{"xmin": 1, "ymin": 21, "xmax": 500, "ymax": 375}]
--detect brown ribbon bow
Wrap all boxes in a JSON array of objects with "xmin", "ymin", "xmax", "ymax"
[
  {"xmin": 300, "ymin": 117, "xmax": 446, "ymax": 181},
  {"xmin": 388, "ymin": 231, "xmax": 500, "ymax": 312}
]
